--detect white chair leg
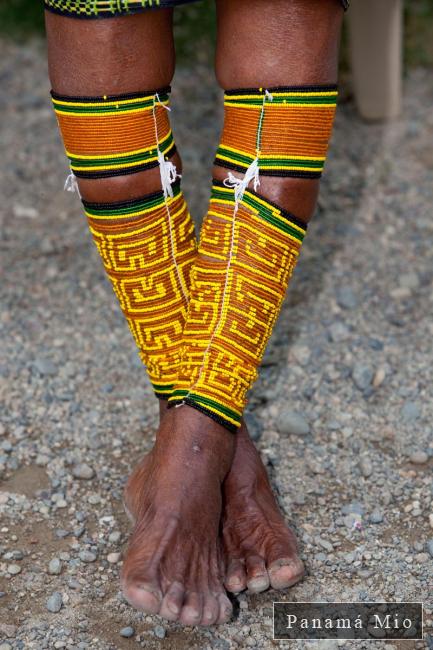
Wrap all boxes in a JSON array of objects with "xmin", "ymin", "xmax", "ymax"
[{"xmin": 348, "ymin": 0, "xmax": 403, "ymax": 120}]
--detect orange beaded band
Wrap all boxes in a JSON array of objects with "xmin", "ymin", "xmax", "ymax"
[{"xmin": 215, "ymin": 85, "xmax": 338, "ymax": 179}]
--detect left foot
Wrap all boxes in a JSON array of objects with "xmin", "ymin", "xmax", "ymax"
[
  {"xmin": 222, "ymin": 422, "xmax": 305, "ymax": 594},
  {"xmin": 121, "ymin": 407, "xmax": 234, "ymax": 626},
  {"xmin": 155, "ymin": 402, "xmax": 304, "ymax": 595}
]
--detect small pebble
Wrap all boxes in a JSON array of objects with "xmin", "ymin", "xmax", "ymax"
[
  {"xmin": 109, "ymin": 531, "xmax": 122, "ymax": 544},
  {"xmin": 154, "ymin": 625, "xmax": 166, "ymax": 639},
  {"xmin": 429, "ymin": 514, "xmax": 433, "ymax": 529},
  {"xmin": 372, "ymin": 367, "xmax": 386, "ymax": 388},
  {"xmin": 7, "ymin": 564, "xmax": 21, "ymax": 575},
  {"xmin": 401, "ymin": 401, "xmax": 421, "ymax": 422},
  {"xmin": 46, "ymin": 592, "xmax": 63, "ymax": 613},
  {"xmin": 0, "ymin": 643, "xmax": 12, "ymax": 650},
  {"xmin": 316, "ymin": 537, "xmax": 333, "ymax": 552},
  {"xmin": 399, "ymin": 271, "xmax": 419, "ymax": 290},
  {"xmin": 79, "ymin": 550, "xmax": 97, "ymax": 563},
  {"xmin": 107, "ymin": 552, "xmax": 121, "ymax": 564},
  {"xmin": 244, "ymin": 412, "xmax": 263, "ymax": 442},
  {"xmin": 33, "ymin": 358, "xmax": 57, "ymax": 376},
  {"xmin": 48, "ymin": 558, "xmax": 62, "ymax": 575},
  {"xmin": 360, "ymin": 458, "xmax": 373, "ymax": 478},
  {"xmin": 328, "ymin": 322, "xmax": 350, "ymax": 343},
  {"xmin": 352, "ymin": 364, "xmax": 373, "ymax": 391},
  {"xmin": 370, "ymin": 511, "xmax": 384, "ymax": 524},
  {"xmin": 426, "ymin": 539, "xmax": 433, "ymax": 557},
  {"xmin": 409, "ymin": 451, "xmax": 428, "ymax": 464},
  {"xmin": 276, "ymin": 410, "xmax": 310, "ymax": 436},
  {"xmin": 72, "ymin": 464, "xmax": 95, "ymax": 480},
  {"xmin": 119, "ymin": 627, "xmax": 134, "ymax": 638},
  {"xmin": 336, "ymin": 286, "xmax": 358, "ymax": 310}
]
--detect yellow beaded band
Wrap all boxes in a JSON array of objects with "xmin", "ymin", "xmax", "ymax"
[
  {"xmin": 83, "ymin": 181, "xmax": 197, "ymax": 398},
  {"xmin": 168, "ymin": 181, "xmax": 307, "ymax": 431}
]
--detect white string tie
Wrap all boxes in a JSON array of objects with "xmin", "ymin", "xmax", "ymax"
[
  {"xmin": 158, "ymin": 151, "xmax": 180, "ymax": 199},
  {"xmin": 64, "ymin": 169, "xmax": 81, "ymax": 198},
  {"xmin": 223, "ymin": 157, "xmax": 260, "ymax": 209},
  {"xmin": 155, "ymin": 92, "xmax": 171, "ymax": 112}
]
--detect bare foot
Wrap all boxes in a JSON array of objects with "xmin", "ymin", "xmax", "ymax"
[
  {"xmin": 222, "ymin": 423, "xmax": 305, "ymax": 594},
  {"xmin": 121, "ymin": 406, "xmax": 235, "ymax": 626}
]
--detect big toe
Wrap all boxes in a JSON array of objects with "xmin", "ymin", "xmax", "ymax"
[
  {"xmin": 122, "ymin": 580, "xmax": 163, "ymax": 614},
  {"xmin": 268, "ymin": 557, "xmax": 305, "ymax": 590}
]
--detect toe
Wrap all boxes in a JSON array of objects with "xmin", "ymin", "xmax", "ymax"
[
  {"xmin": 159, "ymin": 581, "xmax": 185, "ymax": 621},
  {"xmin": 216, "ymin": 592, "xmax": 233, "ymax": 624},
  {"xmin": 202, "ymin": 593, "xmax": 220, "ymax": 626},
  {"xmin": 225, "ymin": 558, "xmax": 247, "ymax": 594},
  {"xmin": 122, "ymin": 581, "xmax": 162, "ymax": 614},
  {"xmin": 179, "ymin": 592, "xmax": 203, "ymax": 626},
  {"xmin": 268, "ymin": 557, "xmax": 305, "ymax": 590},
  {"xmin": 246, "ymin": 554, "xmax": 270, "ymax": 593}
]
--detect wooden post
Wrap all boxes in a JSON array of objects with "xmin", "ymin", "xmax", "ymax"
[{"xmin": 348, "ymin": 0, "xmax": 403, "ymax": 120}]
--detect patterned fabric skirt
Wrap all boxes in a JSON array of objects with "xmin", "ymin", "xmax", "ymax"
[{"xmin": 44, "ymin": 0, "xmax": 349, "ymax": 19}]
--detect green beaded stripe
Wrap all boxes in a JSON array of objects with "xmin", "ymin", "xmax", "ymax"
[
  {"xmin": 215, "ymin": 145, "xmax": 325, "ymax": 175},
  {"xmin": 210, "ymin": 184, "xmax": 307, "ymax": 243},
  {"xmin": 51, "ymin": 93, "xmax": 169, "ymax": 115},
  {"xmin": 68, "ymin": 131, "xmax": 175, "ymax": 173},
  {"xmin": 152, "ymin": 382, "xmax": 175, "ymax": 398},
  {"xmin": 82, "ymin": 181, "xmax": 182, "ymax": 218},
  {"xmin": 168, "ymin": 390, "xmax": 242, "ymax": 431},
  {"xmin": 224, "ymin": 87, "xmax": 338, "ymax": 108}
]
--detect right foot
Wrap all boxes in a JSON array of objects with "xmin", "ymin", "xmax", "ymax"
[{"xmin": 121, "ymin": 406, "xmax": 235, "ymax": 626}]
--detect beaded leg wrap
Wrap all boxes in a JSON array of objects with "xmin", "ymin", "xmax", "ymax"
[
  {"xmin": 215, "ymin": 85, "xmax": 338, "ymax": 179},
  {"xmin": 52, "ymin": 89, "xmax": 197, "ymax": 399},
  {"xmin": 51, "ymin": 88, "xmax": 175, "ymax": 180},
  {"xmin": 168, "ymin": 85, "xmax": 337, "ymax": 431}
]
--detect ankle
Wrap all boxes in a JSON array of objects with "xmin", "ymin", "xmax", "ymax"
[{"xmin": 155, "ymin": 406, "xmax": 235, "ymax": 480}]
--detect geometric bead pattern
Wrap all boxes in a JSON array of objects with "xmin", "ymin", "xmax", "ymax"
[
  {"xmin": 215, "ymin": 85, "xmax": 338, "ymax": 179},
  {"xmin": 83, "ymin": 181, "xmax": 197, "ymax": 397},
  {"xmin": 45, "ymin": 0, "xmax": 180, "ymax": 18},
  {"xmin": 51, "ymin": 89, "xmax": 175, "ymax": 179},
  {"xmin": 45, "ymin": 0, "xmax": 349, "ymax": 18},
  {"xmin": 168, "ymin": 182, "xmax": 307, "ymax": 431}
]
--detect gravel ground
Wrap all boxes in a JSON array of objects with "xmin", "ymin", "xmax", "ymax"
[{"xmin": 0, "ymin": 37, "xmax": 432, "ymax": 650}]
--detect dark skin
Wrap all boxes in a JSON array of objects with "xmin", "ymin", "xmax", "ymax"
[{"xmin": 45, "ymin": 0, "xmax": 343, "ymax": 626}]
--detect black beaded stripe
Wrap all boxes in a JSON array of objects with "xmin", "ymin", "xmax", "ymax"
[
  {"xmin": 73, "ymin": 143, "xmax": 177, "ymax": 179},
  {"xmin": 50, "ymin": 87, "xmax": 171, "ymax": 103},
  {"xmin": 211, "ymin": 179, "xmax": 308, "ymax": 231},
  {"xmin": 224, "ymin": 84, "xmax": 338, "ymax": 96},
  {"xmin": 214, "ymin": 158, "xmax": 322, "ymax": 181},
  {"xmin": 167, "ymin": 398, "xmax": 238, "ymax": 433}
]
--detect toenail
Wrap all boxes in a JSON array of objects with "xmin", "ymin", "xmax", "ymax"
[{"xmin": 168, "ymin": 602, "xmax": 180, "ymax": 614}]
